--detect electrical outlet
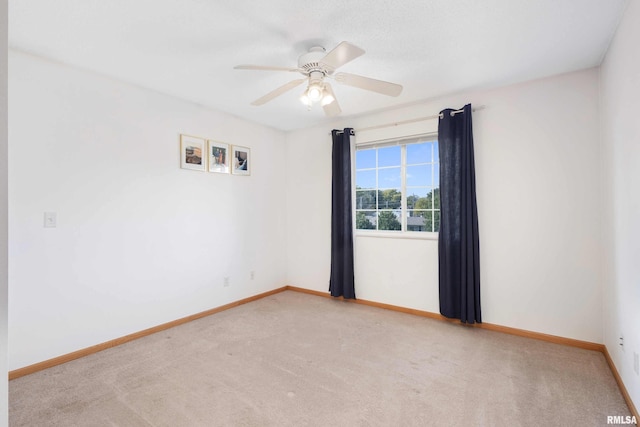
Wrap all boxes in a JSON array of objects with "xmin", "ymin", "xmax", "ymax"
[
  {"xmin": 634, "ymin": 352, "xmax": 639, "ymax": 376},
  {"xmin": 223, "ymin": 277, "xmax": 230, "ymax": 287},
  {"xmin": 619, "ymin": 335, "xmax": 625, "ymax": 352}
]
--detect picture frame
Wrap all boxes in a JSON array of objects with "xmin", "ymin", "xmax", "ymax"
[
  {"xmin": 231, "ymin": 145, "xmax": 251, "ymax": 176},
  {"xmin": 180, "ymin": 134, "xmax": 206, "ymax": 171},
  {"xmin": 207, "ymin": 140, "xmax": 230, "ymax": 174}
]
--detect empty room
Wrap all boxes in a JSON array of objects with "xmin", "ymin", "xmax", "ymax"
[{"xmin": 1, "ymin": 0, "xmax": 639, "ymax": 426}]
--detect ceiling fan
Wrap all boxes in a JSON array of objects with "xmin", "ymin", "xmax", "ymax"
[{"xmin": 234, "ymin": 41, "xmax": 403, "ymax": 117}]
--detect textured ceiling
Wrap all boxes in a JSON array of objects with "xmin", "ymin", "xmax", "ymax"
[{"xmin": 9, "ymin": 0, "xmax": 628, "ymax": 131}]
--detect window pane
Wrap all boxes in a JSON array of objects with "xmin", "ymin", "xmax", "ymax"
[
  {"xmin": 407, "ymin": 188, "xmax": 428, "ymax": 209},
  {"xmin": 407, "ymin": 142, "xmax": 432, "ymax": 164},
  {"xmin": 406, "ymin": 164, "xmax": 432, "ymax": 186},
  {"xmin": 378, "ymin": 167, "xmax": 401, "ymax": 188},
  {"xmin": 377, "ymin": 146, "xmax": 400, "ymax": 167},
  {"xmin": 408, "ymin": 188, "xmax": 434, "ymax": 209},
  {"xmin": 407, "ymin": 210, "xmax": 432, "ymax": 232},
  {"xmin": 378, "ymin": 189, "xmax": 402, "ymax": 209},
  {"xmin": 378, "ymin": 211, "xmax": 401, "ymax": 231},
  {"xmin": 356, "ymin": 149, "xmax": 376, "ymax": 170},
  {"xmin": 407, "ymin": 188, "xmax": 430, "ymax": 197},
  {"xmin": 355, "ymin": 190, "xmax": 376, "ymax": 209},
  {"xmin": 354, "ymin": 138, "xmax": 439, "ymax": 234},
  {"xmin": 356, "ymin": 211, "xmax": 377, "ymax": 230},
  {"xmin": 356, "ymin": 170, "xmax": 376, "ymax": 189}
]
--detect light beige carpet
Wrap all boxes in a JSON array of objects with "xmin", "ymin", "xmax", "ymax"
[{"xmin": 9, "ymin": 291, "xmax": 631, "ymax": 426}]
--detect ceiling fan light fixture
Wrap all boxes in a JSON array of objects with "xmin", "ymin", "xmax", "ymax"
[
  {"xmin": 300, "ymin": 93, "xmax": 312, "ymax": 106},
  {"xmin": 321, "ymin": 93, "xmax": 335, "ymax": 106},
  {"xmin": 307, "ymin": 83, "xmax": 324, "ymax": 102}
]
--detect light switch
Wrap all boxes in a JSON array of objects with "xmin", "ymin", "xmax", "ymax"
[{"xmin": 44, "ymin": 212, "xmax": 57, "ymax": 228}]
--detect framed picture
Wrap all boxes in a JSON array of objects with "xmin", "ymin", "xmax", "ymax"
[
  {"xmin": 232, "ymin": 145, "xmax": 251, "ymax": 176},
  {"xmin": 180, "ymin": 134, "xmax": 206, "ymax": 171},
  {"xmin": 208, "ymin": 140, "xmax": 230, "ymax": 174}
]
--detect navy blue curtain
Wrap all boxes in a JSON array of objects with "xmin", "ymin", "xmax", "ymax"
[
  {"xmin": 329, "ymin": 128, "xmax": 356, "ymax": 299},
  {"xmin": 438, "ymin": 104, "xmax": 481, "ymax": 323}
]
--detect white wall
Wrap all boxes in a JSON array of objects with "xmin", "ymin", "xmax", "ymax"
[
  {"xmin": 286, "ymin": 68, "xmax": 603, "ymax": 343},
  {"xmin": 600, "ymin": 0, "xmax": 640, "ymax": 411},
  {"xmin": 7, "ymin": 51, "xmax": 288, "ymax": 371},
  {"xmin": 1, "ymin": 0, "xmax": 8, "ymax": 424}
]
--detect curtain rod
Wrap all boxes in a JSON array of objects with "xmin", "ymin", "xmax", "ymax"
[{"xmin": 333, "ymin": 105, "xmax": 485, "ymax": 135}]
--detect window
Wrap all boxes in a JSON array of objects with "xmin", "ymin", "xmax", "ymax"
[{"xmin": 355, "ymin": 135, "xmax": 440, "ymax": 233}]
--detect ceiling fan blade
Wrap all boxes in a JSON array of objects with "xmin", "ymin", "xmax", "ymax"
[
  {"xmin": 322, "ymin": 83, "xmax": 341, "ymax": 117},
  {"xmin": 334, "ymin": 72, "xmax": 403, "ymax": 97},
  {"xmin": 320, "ymin": 41, "xmax": 365, "ymax": 71},
  {"xmin": 250, "ymin": 79, "xmax": 306, "ymax": 106},
  {"xmin": 235, "ymin": 64, "xmax": 300, "ymax": 73}
]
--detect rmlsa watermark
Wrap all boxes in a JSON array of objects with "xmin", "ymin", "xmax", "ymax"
[{"xmin": 607, "ymin": 415, "xmax": 637, "ymax": 425}]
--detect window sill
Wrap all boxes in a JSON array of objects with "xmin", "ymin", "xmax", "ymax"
[{"xmin": 354, "ymin": 231, "xmax": 439, "ymax": 241}]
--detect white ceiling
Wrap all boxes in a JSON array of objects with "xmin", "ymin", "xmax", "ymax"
[{"xmin": 9, "ymin": 0, "xmax": 628, "ymax": 131}]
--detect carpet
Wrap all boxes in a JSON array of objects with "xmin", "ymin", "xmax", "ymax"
[{"xmin": 9, "ymin": 291, "xmax": 631, "ymax": 426}]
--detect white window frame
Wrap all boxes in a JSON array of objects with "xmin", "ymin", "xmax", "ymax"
[{"xmin": 353, "ymin": 132, "xmax": 439, "ymax": 240}]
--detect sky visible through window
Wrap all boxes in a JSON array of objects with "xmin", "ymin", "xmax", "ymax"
[{"xmin": 355, "ymin": 142, "xmax": 439, "ymax": 190}]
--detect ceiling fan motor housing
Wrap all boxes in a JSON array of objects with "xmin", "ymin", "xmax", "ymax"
[{"xmin": 298, "ymin": 46, "xmax": 330, "ymax": 75}]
